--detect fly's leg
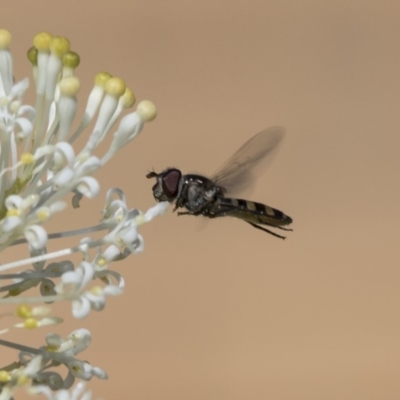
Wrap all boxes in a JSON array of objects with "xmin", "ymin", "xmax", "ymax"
[
  {"xmin": 246, "ymin": 222, "xmax": 287, "ymax": 239},
  {"xmin": 253, "ymin": 215, "xmax": 293, "ymax": 231},
  {"xmin": 177, "ymin": 210, "xmax": 202, "ymax": 216},
  {"xmin": 275, "ymin": 226, "xmax": 293, "ymax": 231}
]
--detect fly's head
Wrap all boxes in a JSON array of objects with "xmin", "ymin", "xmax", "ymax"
[{"xmin": 146, "ymin": 168, "xmax": 182, "ymax": 202}]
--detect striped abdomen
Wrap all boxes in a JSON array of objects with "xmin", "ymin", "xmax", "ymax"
[{"xmin": 215, "ymin": 197, "xmax": 292, "ymax": 228}]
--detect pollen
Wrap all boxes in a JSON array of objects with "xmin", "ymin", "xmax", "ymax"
[
  {"xmin": 97, "ymin": 257, "xmax": 107, "ymax": 267},
  {"xmin": 137, "ymin": 100, "xmax": 157, "ymax": 122},
  {"xmin": 24, "ymin": 318, "xmax": 38, "ymax": 329},
  {"xmin": 27, "ymin": 46, "xmax": 38, "ymax": 66},
  {"xmin": 17, "ymin": 374, "xmax": 29, "ymax": 386},
  {"xmin": 33, "ymin": 32, "xmax": 53, "ymax": 51},
  {"xmin": 95, "ymin": 72, "xmax": 112, "ymax": 87},
  {"xmin": 17, "ymin": 304, "xmax": 32, "ymax": 318},
  {"xmin": 90, "ymin": 286, "xmax": 103, "ymax": 295},
  {"xmin": 121, "ymin": 88, "xmax": 136, "ymax": 108},
  {"xmin": 63, "ymin": 51, "xmax": 80, "ymax": 69},
  {"xmin": 36, "ymin": 208, "xmax": 50, "ymax": 221},
  {"xmin": 0, "ymin": 29, "xmax": 11, "ymax": 49},
  {"xmin": 104, "ymin": 77, "xmax": 126, "ymax": 97},
  {"xmin": 6, "ymin": 209, "xmax": 21, "ymax": 217},
  {"xmin": 45, "ymin": 345, "xmax": 59, "ymax": 352},
  {"xmin": 59, "ymin": 77, "xmax": 80, "ymax": 96},
  {"xmin": 0, "ymin": 370, "xmax": 11, "ymax": 383},
  {"xmin": 49, "ymin": 36, "xmax": 70, "ymax": 57},
  {"xmin": 20, "ymin": 153, "xmax": 35, "ymax": 165}
]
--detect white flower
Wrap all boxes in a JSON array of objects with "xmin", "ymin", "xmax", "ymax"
[
  {"xmin": 0, "ymin": 29, "xmax": 162, "ymax": 302},
  {"xmin": 38, "ymin": 329, "xmax": 108, "ymax": 385},
  {"xmin": 0, "ymin": 355, "xmax": 43, "ymax": 400},
  {"xmin": 0, "ymin": 29, "xmax": 166, "ymax": 399}
]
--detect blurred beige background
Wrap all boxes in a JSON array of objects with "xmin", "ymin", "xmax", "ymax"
[{"xmin": 2, "ymin": 0, "xmax": 400, "ymax": 399}]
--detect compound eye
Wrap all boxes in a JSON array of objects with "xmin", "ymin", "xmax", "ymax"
[{"xmin": 161, "ymin": 169, "xmax": 182, "ymax": 198}]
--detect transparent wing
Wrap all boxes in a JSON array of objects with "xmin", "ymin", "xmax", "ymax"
[{"xmin": 210, "ymin": 126, "xmax": 285, "ymax": 195}]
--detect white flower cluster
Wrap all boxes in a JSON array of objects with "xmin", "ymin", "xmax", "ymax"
[{"xmin": 0, "ymin": 30, "xmax": 169, "ymax": 399}]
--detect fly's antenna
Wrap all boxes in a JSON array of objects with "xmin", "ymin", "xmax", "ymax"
[{"xmin": 146, "ymin": 170, "xmax": 158, "ymax": 179}]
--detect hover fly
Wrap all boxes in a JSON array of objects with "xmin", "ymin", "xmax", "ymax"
[{"xmin": 147, "ymin": 127, "xmax": 292, "ymax": 239}]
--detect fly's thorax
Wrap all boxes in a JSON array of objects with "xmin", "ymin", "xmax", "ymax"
[
  {"xmin": 181, "ymin": 174, "xmax": 219, "ymax": 211},
  {"xmin": 204, "ymin": 187, "xmax": 217, "ymax": 200}
]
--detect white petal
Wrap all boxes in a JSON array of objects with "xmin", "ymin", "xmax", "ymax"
[
  {"xmin": 60, "ymin": 270, "xmax": 81, "ymax": 286},
  {"xmin": 55, "ymin": 391, "xmax": 70, "ymax": 400},
  {"xmin": 69, "ymin": 328, "xmax": 92, "ymax": 352},
  {"xmin": 2, "ymin": 216, "xmax": 22, "ymax": 232},
  {"xmin": 17, "ymin": 104, "xmax": 36, "ymax": 120},
  {"xmin": 68, "ymin": 360, "xmax": 94, "ymax": 380},
  {"xmin": 101, "ymin": 199, "xmax": 128, "ymax": 222},
  {"xmin": 71, "ymin": 382, "xmax": 90, "ymax": 400},
  {"xmin": 49, "ymin": 201, "xmax": 67, "ymax": 213},
  {"xmin": 104, "ymin": 187, "xmax": 126, "ymax": 205},
  {"xmin": 24, "ymin": 225, "xmax": 48, "ymax": 249},
  {"xmin": 0, "ymin": 386, "xmax": 13, "ymax": 400},
  {"xmin": 37, "ymin": 317, "xmax": 63, "ymax": 326},
  {"xmin": 53, "ymin": 167, "xmax": 75, "ymax": 187},
  {"xmin": 72, "ymin": 297, "xmax": 91, "ymax": 319},
  {"xmin": 103, "ymin": 285, "xmax": 123, "ymax": 296},
  {"xmin": 9, "ymin": 77, "xmax": 29, "ymax": 99},
  {"xmin": 91, "ymin": 366, "xmax": 108, "ymax": 379},
  {"xmin": 21, "ymin": 194, "xmax": 40, "ymax": 210},
  {"xmin": 62, "ymin": 262, "xmax": 94, "ymax": 290},
  {"xmin": 105, "ymin": 270, "xmax": 125, "ymax": 289},
  {"xmin": 53, "ymin": 142, "xmax": 75, "ymax": 168},
  {"xmin": 4, "ymin": 194, "xmax": 23, "ymax": 210},
  {"xmin": 26, "ymin": 386, "xmax": 53, "ymax": 398},
  {"xmin": 75, "ymin": 156, "xmax": 101, "ymax": 176},
  {"xmin": 133, "ymin": 234, "xmax": 144, "ymax": 254},
  {"xmin": 102, "ymin": 245, "xmax": 121, "ymax": 261},
  {"xmin": 118, "ymin": 226, "xmax": 138, "ymax": 245},
  {"xmin": 24, "ymin": 355, "xmax": 43, "ymax": 374},
  {"xmin": 34, "ymin": 144, "xmax": 54, "ymax": 159},
  {"xmin": 76, "ymin": 177, "xmax": 99, "ymax": 198},
  {"xmin": 14, "ymin": 117, "xmax": 33, "ymax": 140},
  {"xmin": 85, "ymin": 292, "xmax": 105, "ymax": 311},
  {"xmin": 45, "ymin": 333, "xmax": 62, "ymax": 347}
]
